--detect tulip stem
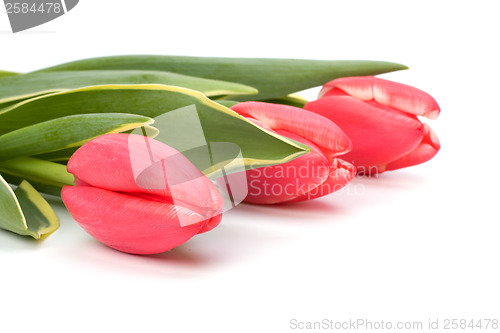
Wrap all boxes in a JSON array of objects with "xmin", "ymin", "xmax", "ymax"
[{"xmin": 0, "ymin": 157, "xmax": 74, "ymax": 190}]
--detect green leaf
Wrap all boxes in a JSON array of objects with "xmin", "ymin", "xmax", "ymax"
[
  {"xmin": 0, "ymin": 85, "xmax": 309, "ymax": 173},
  {"xmin": 14, "ymin": 180, "xmax": 60, "ymax": 238},
  {"xmin": 0, "ymin": 113, "xmax": 154, "ymax": 161},
  {"xmin": 29, "ymin": 124, "xmax": 159, "ymax": 163},
  {"xmin": 1, "ymin": 99, "xmax": 30, "ymax": 111},
  {"xmin": 31, "ymin": 147, "xmax": 78, "ymax": 163},
  {"xmin": 0, "ymin": 174, "xmax": 59, "ymax": 239},
  {"xmin": 2, "ymin": 173, "xmax": 63, "ymax": 196},
  {"xmin": 263, "ymin": 94, "xmax": 309, "ymax": 108},
  {"xmin": 0, "ymin": 70, "xmax": 19, "ymax": 78},
  {"xmin": 0, "ymin": 70, "xmax": 258, "ymax": 107},
  {"xmin": 35, "ymin": 55, "xmax": 408, "ymax": 100},
  {"xmin": 214, "ymin": 100, "xmax": 240, "ymax": 108},
  {"xmin": 213, "ymin": 94, "xmax": 307, "ymax": 112},
  {"xmin": 0, "ymin": 174, "xmax": 27, "ymax": 236},
  {"xmin": 0, "ymin": 158, "xmax": 74, "ymax": 190}
]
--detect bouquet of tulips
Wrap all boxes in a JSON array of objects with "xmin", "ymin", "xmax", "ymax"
[{"xmin": 0, "ymin": 55, "xmax": 440, "ymax": 254}]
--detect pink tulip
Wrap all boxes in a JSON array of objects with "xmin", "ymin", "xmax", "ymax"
[
  {"xmin": 230, "ymin": 102, "xmax": 356, "ymax": 204},
  {"xmin": 61, "ymin": 133, "xmax": 224, "ymax": 255},
  {"xmin": 305, "ymin": 76, "xmax": 441, "ymax": 174}
]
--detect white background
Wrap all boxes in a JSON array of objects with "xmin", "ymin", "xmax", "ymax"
[{"xmin": 1, "ymin": 1, "xmax": 499, "ymax": 332}]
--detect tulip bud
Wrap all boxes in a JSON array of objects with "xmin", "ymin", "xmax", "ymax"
[
  {"xmin": 61, "ymin": 133, "xmax": 223, "ymax": 254},
  {"xmin": 230, "ymin": 102, "xmax": 356, "ymax": 204},
  {"xmin": 305, "ymin": 76, "xmax": 440, "ymax": 174}
]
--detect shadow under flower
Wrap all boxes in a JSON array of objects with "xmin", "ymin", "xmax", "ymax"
[
  {"xmin": 229, "ymin": 199, "xmax": 347, "ymax": 224},
  {"xmin": 55, "ymin": 219, "xmax": 290, "ymax": 278},
  {"xmin": 225, "ymin": 169, "xmax": 428, "ymax": 225}
]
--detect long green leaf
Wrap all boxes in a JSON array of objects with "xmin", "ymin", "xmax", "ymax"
[
  {"xmin": 30, "ymin": 125, "xmax": 159, "ymax": 163},
  {"xmin": 0, "ymin": 85, "xmax": 309, "ymax": 172},
  {"xmin": 35, "ymin": 55, "xmax": 408, "ymax": 100},
  {"xmin": 215, "ymin": 94, "xmax": 308, "ymax": 108},
  {"xmin": 0, "ymin": 99, "xmax": 30, "ymax": 111},
  {"xmin": 0, "ymin": 174, "xmax": 59, "ymax": 239},
  {"xmin": 0, "ymin": 70, "xmax": 19, "ymax": 78},
  {"xmin": 262, "ymin": 94, "xmax": 309, "ymax": 108},
  {"xmin": 0, "ymin": 158, "xmax": 74, "ymax": 190},
  {"xmin": 0, "ymin": 113, "xmax": 154, "ymax": 161},
  {"xmin": 2, "ymin": 173, "xmax": 63, "ymax": 196},
  {"xmin": 31, "ymin": 147, "xmax": 79, "ymax": 163},
  {"xmin": 0, "ymin": 70, "xmax": 257, "ymax": 107},
  {"xmin": 215, "ymin": 100, "xmax": 240, "ymax": 108}
]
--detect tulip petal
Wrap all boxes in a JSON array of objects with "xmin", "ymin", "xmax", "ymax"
[
  {"xmin": 198, "ymin": 213, "xmax": 223, "ymax": 234},
  {"xmin": 67, "ymin": 133, "xmax": 223, "ymax": 217},
  {"xmin": 384, "ymin": 123, "xmax": 440, "ymax": 171},
  {"xmin": 305, "ymin": 96, "xmax": 424, "ymax": 172},
  {"xmin": 287, "ymin": 158, "xmax": 356, "ymax": 202},
  {"xmin": 319, "ymin": 76, "xmax": 440, "ymax": 119},
  {"xmin": 231, "ymin": 102, "xmax": 352, "ymax": 156},
  {"xmin": 61, "ymin": 185, "xmax": 210, "ymax": 254},
  {"xmin": 243, "ymin": 130, "xmax": 330, "ymax": 204},
  {"xmin": 319, "ymin": 87, "xmax": 350, "ymax": 98}
]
